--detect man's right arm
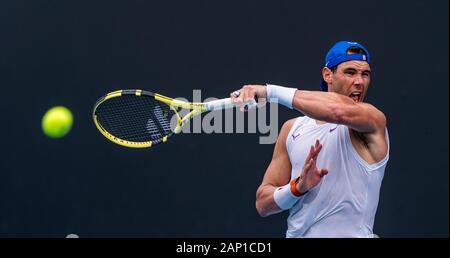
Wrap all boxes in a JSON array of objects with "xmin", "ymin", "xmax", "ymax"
[{"xmin": 255, "ymin": 119, "xmax": 296, "ymax": 217}]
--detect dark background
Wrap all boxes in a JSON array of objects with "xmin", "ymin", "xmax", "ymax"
[{"xmin": 0, "ymin": 0, "xmax": 448, "ymax": 237}]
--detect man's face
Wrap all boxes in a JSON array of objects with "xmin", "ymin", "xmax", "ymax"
[{"xmin": 327, "ymin": 60, "xmax": 371, "ymax": 103}]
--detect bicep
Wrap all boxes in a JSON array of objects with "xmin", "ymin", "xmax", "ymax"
[{"xmin": 342, "ymin": 103, "xmax": 386, "ymax": 133}]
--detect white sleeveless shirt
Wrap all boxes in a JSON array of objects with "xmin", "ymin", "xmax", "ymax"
[{"xmin": 285, "ymin": 116, "xmax": 389, "ymax": 238}]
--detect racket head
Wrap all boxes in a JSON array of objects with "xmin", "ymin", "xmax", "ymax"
[{"xmin": 92, "ymin": 89, "xmax": 181, "ymax": 148}]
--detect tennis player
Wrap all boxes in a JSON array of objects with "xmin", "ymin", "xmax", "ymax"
[{"xmin": 231, "ymin": 41, "xmax": 389, "ymax": 238}]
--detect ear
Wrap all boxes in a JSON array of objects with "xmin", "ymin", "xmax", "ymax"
[{"xmin": 322, "ymin": 67, "xmax": 333, "ymax": 84}]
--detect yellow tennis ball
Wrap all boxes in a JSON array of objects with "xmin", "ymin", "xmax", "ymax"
[{"xmin": 41, "ymin": 106, "xmax": 73, "ymax": 138}]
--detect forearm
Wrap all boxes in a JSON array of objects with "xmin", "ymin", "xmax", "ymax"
[
  {"xmin": 256, "ymin": 179, "xmax": 306, "ymax": 217},
  {"xmin": 256, "ymin": 185, "xmax": 283, "ymax": 217},
  {"xmin": 266, "ymin": 84, "xmax": 349, "ymax": 123},
  {"xmin": 292, "ymin": 90, "xmax": 351, "ymax": 124}
]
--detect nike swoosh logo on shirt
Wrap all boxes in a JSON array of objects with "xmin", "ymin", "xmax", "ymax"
[
  {"xmin": 329, "ymin": 125, "xmax": 338, "ymax": 132},
  {"xmin": 292, "ymin": 133, "xmax": 300, "ymax": 140}
]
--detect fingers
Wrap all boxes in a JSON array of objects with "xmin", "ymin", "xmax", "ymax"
[
  {"xmin": 310, "ymin": 140, "xmax": 323, "ymax": 161},
  {"xmin": 310, "ymin": 158, "xmax": 316, "ymax": 170},
  {"xmin": 303, "ymin": 158, "xmax": 313, "ymax": 174},
  {"xmin": 314, "ymin": 139, "xmax": 321, "ymax": 152},
  {"xmin": 230, "ymin": 90, "xmax": 240, "ymax": 101},
  {"xmin": 230, "ymin": 90, "xmax": 242, "ymax": 105},
  {"xmin": 319, "ymin": 168, "xmax": 328, "ymax": 177},
  {"xmin": 300, "ymin": 139, "xmax": 327, "ymax": 181},
  {"xmin": 241, "ymin": 86, "xmax": 256, "ymax": 103},
  {"xmin": 312, "ymin": 145, "xmax": 322, "ymax": 162},
  {"xmin": 230, "ymin": 85, "xmax": 259, "ymax": 112},
  {"xmin": 239, "ymin": 90, "xmax": 249, "ymax": 112},
  {"xmin": 304, "ymin": 145, "xmax": 314, "ymax": 163},
  {"xmin": 303, "ymin": 140, "xmax": 322, "ymax": 166}
]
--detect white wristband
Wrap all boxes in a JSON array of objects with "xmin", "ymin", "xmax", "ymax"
[
  {"xmin": 266, "ymin": 84, "xmax": 297, "ymax": 109},
  {"xmin": 273, "ymin": 183, "xmax": 301, "ymax": 210}
]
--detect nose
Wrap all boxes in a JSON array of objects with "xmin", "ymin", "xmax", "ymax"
[
  {"xmin": 353, "ymin": 74, "xmax": 363, "ymax": 88},
  {"xmin": 354, "ymin": 74, "xmax": 363, "ymax": 84}
]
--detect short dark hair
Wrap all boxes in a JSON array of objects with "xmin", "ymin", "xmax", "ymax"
[{"xmin": 330, "ymin": 46, "xmax": 367, "ymax": 73}]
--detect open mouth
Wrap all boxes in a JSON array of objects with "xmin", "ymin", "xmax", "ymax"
[{"xmin": 349, "ymin": 92, "xmax": 361, "ymax": 103}]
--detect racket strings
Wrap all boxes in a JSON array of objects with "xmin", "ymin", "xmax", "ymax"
[{"xmin": 96, "ymin": 95, "xmax": 175, "ymax": 143}]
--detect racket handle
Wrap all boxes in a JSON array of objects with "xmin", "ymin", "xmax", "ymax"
[{"xmin": 205, "ymin": 98, "xmax": 258, "ymax": 111}]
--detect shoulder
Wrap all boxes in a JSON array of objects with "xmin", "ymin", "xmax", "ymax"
[
  {"xmin": 277, "ymin": 117, "xmax": 301, "ymax": 147},
  {"xmin": 281, "ymin": 118, "xmax": 298, "ymax": 133},
  {"xmin": 275, "ymin": 118, "xmax": 298, "ymax": 147},
  {"xmin": 279, "ymin": 117, "xmax": 300, "ymax": 139}
]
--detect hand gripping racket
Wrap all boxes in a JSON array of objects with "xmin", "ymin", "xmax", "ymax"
[{"xmin": 92, "ymin": 89, "xmax": 257, "ymax": 148}]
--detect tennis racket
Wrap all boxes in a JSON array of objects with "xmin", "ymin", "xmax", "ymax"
[{"xmin": 92, "ymin": 89, "xmax": 257, "ymax": 148}]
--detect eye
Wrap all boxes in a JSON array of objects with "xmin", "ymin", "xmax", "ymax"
[{"xmin": 345, "ymin": 71, "xmax": 355, "ymax": 75}]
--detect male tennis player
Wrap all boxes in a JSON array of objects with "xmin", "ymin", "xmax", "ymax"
[{"xmin": 231, "ymin": 41, "xmax": 389, "ymax": 238}]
